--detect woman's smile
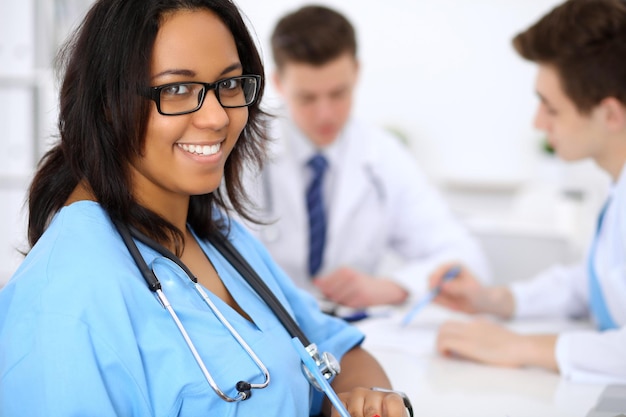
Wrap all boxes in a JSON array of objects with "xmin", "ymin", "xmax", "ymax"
[{"xmin": 177, "ymin": 142, "xmax": 223, "ymax": 157}]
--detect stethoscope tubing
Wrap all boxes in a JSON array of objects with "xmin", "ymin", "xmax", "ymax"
[
  {"xmin": 112, "ymin": 217, "xmax": 342, "ymax": 406},
  {"xmin": 113, "ymin": 219, "xmax": 270, "ymax": 402},
  {"xmin": 208, "ymin": 230, "xmax": 311, "ymax": 345},
  {"xmin": 155, "ymin": 287, "xmax": 263, "ymax": 402},
  {"xmin": 192, "ymin": 283, "xmax": 271, "ymax": 395}
]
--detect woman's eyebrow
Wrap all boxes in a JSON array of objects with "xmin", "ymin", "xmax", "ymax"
[
  {"xmin": 151, "ymin": 63, "xmax": 243, "ymax": 81},
  {"xmin": 220, "ymin": 63, "xmax": 243, "ymax": 75},
  {"xmin": 151, "ymin": 69, "xmax": 196, "ymax": 80}
]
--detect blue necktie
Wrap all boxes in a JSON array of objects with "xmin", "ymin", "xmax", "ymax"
[
  {"xmin": 306, "ymin": 154, "xmax": 328, "ymax": 277},
  {"xmin": 588, "ymin": 198, "xmax": 618, "ymax": 331}
]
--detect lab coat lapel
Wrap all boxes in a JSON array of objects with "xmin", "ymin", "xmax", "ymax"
[
  {"xmin": 325, "ymin": 123, "xmax": 375, "ymax": 268},
  {"xmin": 266, "ymin": 121, "xmax": 310, "ymax": 281},
  {"xmin": 268, "ymin": 122, "xmax": 309, "ymax": 231}
]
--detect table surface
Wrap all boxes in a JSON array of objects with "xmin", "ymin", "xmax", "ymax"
[{"xmin": 354, "ymin": 305, "xmax": 612, "ymax": 417}]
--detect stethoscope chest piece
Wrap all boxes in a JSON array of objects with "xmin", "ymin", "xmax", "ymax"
[{"xmin": 301, "ymin": 343, "xmax": 341, "ymax": 391}]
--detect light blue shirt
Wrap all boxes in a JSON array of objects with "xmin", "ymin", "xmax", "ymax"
[{"xmin": 0, "ymin": 201, "xmax": 363, "ymax": 416}]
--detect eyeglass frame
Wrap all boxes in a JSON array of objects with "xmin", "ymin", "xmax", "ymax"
[{"xmin": 144, "ymin": 74, "xmax": 262, "ymax": 116}]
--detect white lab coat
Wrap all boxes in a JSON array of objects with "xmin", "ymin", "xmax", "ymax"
[
  {"xmin": 511, "ymin": 162, "xmax": 626, "ymax": 384},
  {"xmin": 241, "ymin": 115, "xmax": 491, "ymax": 299}
]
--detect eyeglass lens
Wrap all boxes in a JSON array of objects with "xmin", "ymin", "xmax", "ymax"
[{"xmin": 159, "ymin": 76, "xmax": 257, "ymax": 114}]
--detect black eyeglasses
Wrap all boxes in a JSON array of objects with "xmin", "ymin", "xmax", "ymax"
[{"xmin": 145, "ymin": 75, "xmax": 261, "ymax": 116}]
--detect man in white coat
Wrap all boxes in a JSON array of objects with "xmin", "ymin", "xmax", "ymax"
[
  {"xmin": 241, "ymin": 5, "xmax": 490, "ymax": 312},
  {"xmin": 430, "ymin": 0, "xmax": 626, "ymax": 383}
]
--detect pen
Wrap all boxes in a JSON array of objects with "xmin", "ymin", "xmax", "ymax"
[
  {"xmin": 322, "ymin": 302, "xmax": 390, "ymax": 323},
  {"xmin": 341, "ymin": 310, "xmax": 369, "ymax": 322},
  {"xmin": 340, "ymin": 310, "xmax": 392, "ymax": 322},
  {"xmin": 400, "ymin": 265, "xmax": 461, "ymax": 327}
]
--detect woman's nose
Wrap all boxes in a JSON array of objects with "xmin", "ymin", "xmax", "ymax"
[{"xmin": 192, "ymin": 90, "xmax": 229, "ymax": 130}]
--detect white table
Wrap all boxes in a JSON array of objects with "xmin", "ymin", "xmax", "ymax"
[{"xmin": 354, "ymin": 305, "xmax": 611, "ymax": 417}]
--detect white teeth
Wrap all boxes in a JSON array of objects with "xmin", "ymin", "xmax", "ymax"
[{"xmin": 179, "ymin": 143, "xmax": 221, "ymax": 156}]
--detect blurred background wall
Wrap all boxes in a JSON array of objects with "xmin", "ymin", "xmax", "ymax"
[{"xmin": 0, "ymin": 0, "xmax": 611, "ymax": 286}]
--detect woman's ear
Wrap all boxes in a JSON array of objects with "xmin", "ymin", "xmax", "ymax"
[{"xmin": 599, "ymin": 97, "xmax": 626, "ymax": 132}]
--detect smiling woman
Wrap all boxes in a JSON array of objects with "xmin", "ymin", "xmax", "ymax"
[
  {"xmin": 133, "ymin": 8, "xmax": 251, "ymax": 211},
  {"xmin": 0, "ymin": 1, "xmax": 408, "ymax": 416}
]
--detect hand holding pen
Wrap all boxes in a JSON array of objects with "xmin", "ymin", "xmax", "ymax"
[
  {"xmin": 424, "ymin": 262, "xmax": 495, "ymax": 316},
  {"xmin": 401, "ymin": 265, "xmax": 462, "ymax": 326},
  {"xmin": 430, "ymin": 262, "xmax": 516, "ymax": 319}
]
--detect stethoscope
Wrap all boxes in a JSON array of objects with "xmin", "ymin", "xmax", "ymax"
[
  {"xmin": 259, "ymin": 162, "xmax": 386, "ymax": 244},
  {"xmin": 112, "ymin": 219, "xmax": 350, "ymax": 414}
]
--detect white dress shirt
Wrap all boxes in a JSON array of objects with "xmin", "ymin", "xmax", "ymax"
[
  {"xmin": 241, "ymin": 114, "xmax": 491, "ymax": 300},
  {"xmin": 511, "ymin": 161, "xmax": 626, "ymax": 383}
]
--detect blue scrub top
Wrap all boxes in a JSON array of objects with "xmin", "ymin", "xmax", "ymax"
[{"xmin": 0, "ymin": 202, "xmax": 364, "ymax": 416}]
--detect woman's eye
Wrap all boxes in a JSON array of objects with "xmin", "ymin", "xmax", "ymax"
[
  {"xmin": 219, "ymin": 78, "xmax": 240, "ymax": 91},
  {"xmin": 162, "ymin": 84, "xmax": 192, "ymax": 97}
]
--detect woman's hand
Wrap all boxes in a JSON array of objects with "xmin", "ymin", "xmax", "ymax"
[
  {"xmin": 334, "ymin": 387, "xmax": 407, "ymax": 417},
  {"xmin": 326, "ymin": 347, "xmax": 410, "ymax": 417}
]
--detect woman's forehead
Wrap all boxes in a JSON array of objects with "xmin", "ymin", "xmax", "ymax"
[{"xmin": 151, "ymin": 9, "xmax": 241, "ymax": 81}]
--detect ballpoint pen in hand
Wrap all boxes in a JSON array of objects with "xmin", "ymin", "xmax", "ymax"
[{"xmin": 400, "ymin": 265, "xmax": 462, "ymax": 327}]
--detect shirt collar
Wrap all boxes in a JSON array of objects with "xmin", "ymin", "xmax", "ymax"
[
  {"xmin": 612, "ymin": 160, "xmax": 626, "ymax": 198},
  {"xmin": 286, "ymin": 119, "xmax": 349, "ymax": 170}
]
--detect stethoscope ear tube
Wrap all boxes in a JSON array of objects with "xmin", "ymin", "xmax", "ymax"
[
  {"xmin": 113, "ymin": 218, "xmax": 161, "ymax": 292},
  {"xmin": 114, "ymin": 219, "xmax": 270, "ymax": 401},
  {"xmin": 114, "ymin": 217, "xmax": 309, "ymax": 343},
  {"xmin": 208, "ymin": 233, "xmax": 312, "ymax": 346},
  {"xmin": 208, "ymin": 234, "xmax": 344, "ymax": 397},
  {"xmin": 114, "ymin": 217, "xmax": 342, "ymax": 403},
  {"xmin": 124, "ymin": 222, "xmax": 198, "ymax": 283}
]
